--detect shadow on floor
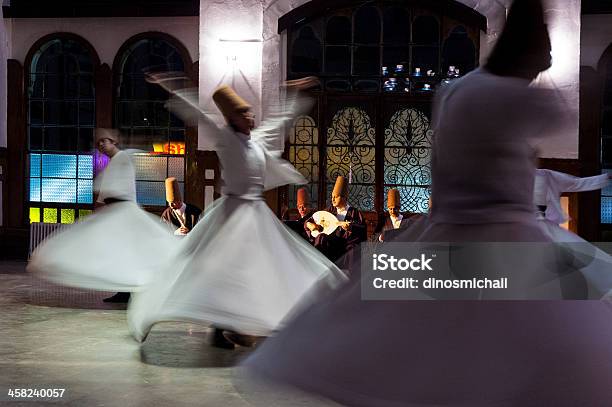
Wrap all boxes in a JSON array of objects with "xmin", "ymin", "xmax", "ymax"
[{"xmin": 139, "ymin": 329, "xmax": 253, "ymax": 368}]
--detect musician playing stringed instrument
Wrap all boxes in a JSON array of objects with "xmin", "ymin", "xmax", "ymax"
[{"xmin": 305, "ymin": 176, "xmax": 366, "ymax": 264}]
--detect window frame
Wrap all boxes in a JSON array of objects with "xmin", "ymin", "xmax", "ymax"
[{"xmin": 24, "ymin": 33, "xmax": 100, "ymax": 224}]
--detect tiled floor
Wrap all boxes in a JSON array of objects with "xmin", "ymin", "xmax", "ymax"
[{"xmin": 0, "ymin": 261, "xmax": 337, "ymax": 406}]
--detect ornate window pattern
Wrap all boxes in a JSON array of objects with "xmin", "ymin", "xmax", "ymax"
[
  {"xmin": 384, "ymin": 108, "xmax": 432, "ymax": 212},
  {"xmin": 115, "ymin": 36, "xmax": 188, "ymax": 206},
  {"xmin": 287, "ymin": 115, "xmax": 319, "ymax": 208},
  {"xmin": 326, "ymin": 107, "xmax": 376, "ymax": 210},
  {"xmin": 27, "ymin": 36, "xmax": 97, "ymax": 224},
  {"xmin": 284, "ymin": 1, "xmax": 482, "ymax": 215}
]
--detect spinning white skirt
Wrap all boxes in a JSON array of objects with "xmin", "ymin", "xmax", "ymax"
[
  {"xmin": 537, "ymin": 217, "xmax": 612, "ymax": 298},
  {"xmin": 28, "ymin": 201, "xmax": 177, "ymax": 292},
  {"xmin": 128, "ymin": 196, "xmax": 346, "ymax": 341}
]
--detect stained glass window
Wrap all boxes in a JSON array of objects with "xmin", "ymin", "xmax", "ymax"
[
  {"xmin": 115, "ymin": 37, "xmax": 187, "ymax": 206},
  {"xmin": 130, "ymin": 154, "xmax": 185, "ymax": 206},
  {"xmin": 326, "ymin": 107, "xmax": 376, "ymax": 211},
  {"xmin": 60, "ymin": 209, "xmax": 75, "ymax": 224},
  {"xmin": 78, "ymin": 209, "xmax": 93, "ymax": 218},
  {"xmin": 43, "ymin": 208, "xmax": 58, "ymax": 223},
  {"xmin": 287, "ymin": 116, "xmax": 319, "ymax": 208},
  {"xmin": 29, "ymin": 207, "xmax": 41, "ymax": 223},
  {"xmin": 27, "ymin": 36, "xmax": 96, "ymax": 222},
  {"xmin": 602, "ymin": 171, "xmax": 612, "ymax": 224},
  {"xmin": 384, "ymin": 108, "xmax": 432, "ymax": 213},
  {"xmin": 29, "ymin": 153, "xmax": 94, "ymax": 204}
]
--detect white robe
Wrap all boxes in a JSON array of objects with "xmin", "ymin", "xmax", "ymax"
[
  {"xmin": 28, "ymin": 151, "xmax": 176, "ymax": 291},
  {"xmin": 95, "ymin": 150, "xmax": 137, "ymax": 203},
  {"xmin": 127, "ymin": 92, "xmax": 346, "ymax": 340},
  {"xmin": 534, "ymin": 169, "xmax": 609, "ymax": 224},
  {"xmin": 534, "ymin": 169, "xmax": 612, "ymax": 298}
]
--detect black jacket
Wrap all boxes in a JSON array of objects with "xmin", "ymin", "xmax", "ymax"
[{"xmin": 161, "ymin": 203, "xmax": 202, "ymax": 231}]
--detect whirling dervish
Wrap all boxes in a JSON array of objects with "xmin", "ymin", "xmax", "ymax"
[
  {"xmin": 534, "ymin": 168, "xmax": 610, "ymax": 238},
  {"xmin": 127, "ymin": 74, "xmax": 346, "ymax": 348},
  {"xmin": 534, "ymin": 168, "xmax": 612, "ymax": 298},
  {"xmin": 28, "ymin": 129, "xmax": 176, "ymax": 294},
  {"xmin": 242, "ymin": 0, "xmax": 612, "ymax": 405}
]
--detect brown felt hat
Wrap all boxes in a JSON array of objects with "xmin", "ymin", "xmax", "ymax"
[
  {"xmin": 296, "ymin": 188, "xmax": 309, "ymax": 206},
  {"xmin": 387, "ymin": 188, "xmax": 400, "ymax": 208},
  {"xmin": 332, "ymin": 176, "xmax": 348, "ymax": 198},
  {"xmin": 212, "ymin": 85, "xmax": 251, "ymax": 122},
  {"xmin": 165, "ymin": 177, "xmax": 181, "ymax": 203}
]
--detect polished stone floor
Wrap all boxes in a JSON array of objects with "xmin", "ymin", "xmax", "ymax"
[{"xmin": 0, "ymin": 261, "xmax": 338, "ymax": 406}]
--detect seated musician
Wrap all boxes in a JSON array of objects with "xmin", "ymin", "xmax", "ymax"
[
  {"xmin": 161, "ymin": 177, "xmax": 202, "ymax": 236},
  {"xmin": 282, "ymin": 187, "xmax": 315, "ymax": 241},
  {"xmin": 374, "ymin": 188, "xmax": 412, "ymax": 242},
  {"xmin": 305, "ymin": 176, "xmax": 366, "ymax": 262},
  {"xmin": 383, "ymin": 196, "xmax": 432, "ymax": 243}
]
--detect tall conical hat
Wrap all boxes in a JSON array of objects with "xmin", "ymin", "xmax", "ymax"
[
  {"xmin": 387, "ymin": 188, "xmax": 400, "ymax": 209},
  {"xmin": 165, "ymin": 177, "xmax": 181, "ymax": 203},
  {"xmin": 297, "ymin": 187, "xmax": 309, "ymax": 206},
  {"xmin": 332, "ymin": 176, "xmax": 348, "ymax": 198},
  {"xmin": 486, "ymin": 0, "xmax": 551, "ymax": 76},
  {"xmin": 212, "ymin": 85, "xmax": 251, "ymax": 121}
]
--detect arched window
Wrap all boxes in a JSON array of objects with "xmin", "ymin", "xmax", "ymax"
[
  {"xmin": 114, "ymin": 34, "xmax": 192, "ymax": 207},
  {"xmin": 26, "ymin": 34, "xmax": 98, "ymax": 224},
  {"xmin": 442, "ymin": 25, "xmax": 477, "ymax": 77},
  {"xmin": 290, "ymin": 26, "xmax": 322, "ymax": 74},
  {"xmin": 283, "ymin": 1, "xmax": 483, "ymax": 217}
]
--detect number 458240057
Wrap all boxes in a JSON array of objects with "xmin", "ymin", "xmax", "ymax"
[{"xmin": 8, "ymin": 388, "xmax": 66, "ymax": 398}]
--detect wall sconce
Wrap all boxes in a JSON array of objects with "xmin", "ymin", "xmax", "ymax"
[{"xmin": 218, "ymin": 38, "xmax": 262, "ymax": 66}]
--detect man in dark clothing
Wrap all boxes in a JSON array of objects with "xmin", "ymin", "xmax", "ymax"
[
  {"xmin": 306, "ymin": 176, "xmax": 366, "ymax": 263},
  {"xmin": 374, "ymin": 188, "xmax": 413, "ymax": 242},
  {"xmin": 161, "ymin": 177, "xmax": 202, "ymax": 236},
  {"xmin": 283, "ymin": 187, "xmax": 315, "ymax": 241}
]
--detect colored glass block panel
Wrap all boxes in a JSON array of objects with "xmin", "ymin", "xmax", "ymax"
[
  {"xmin": 60, "ymin": 209, "xmax": 75, "ymax": 224},
  {"xmin": 42, "ymin": 154, "xmax": 77, "ymax": 178},
  {"xmin": 43, "ymin": 208, "xmax": 58, "ymax": 223},
  {"xmin": 41, "ymin": 178, "xmax": 77, "ymax": 203},
  {"xmin": 168, "ymin": 157, "xmax": 185, "ymax": 181},
  {"xmin": 77, "ymin": 155, "xmax": 94, "ymax": 179},
  {"xmin": 30, "ymin": 178, "xmax": 41, "ymax": 202},
  {"xmin": 602, "ymin": 197, "xmax": 612, "ymax": 224},
  {"xmin": 29, "ymin": 207, "xmax": 41, "ymax": 223},
  {"xmin": 133, "ymin": 155, "xmax": 168, "ymax": 181},
  {"xmin": 30, "ymin": 154, "xmax": 41, "ymax": 177},
  {"xmin": 136, "ymin": 181, "xmax": 166, "ymax": 206},
  {"xmin": 78, "ymin": 209, "xmax": 93, "ymax": 219},
  {"xmin": 77, "ymin": 179, "xmax": 94, "ymax": 204}
]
